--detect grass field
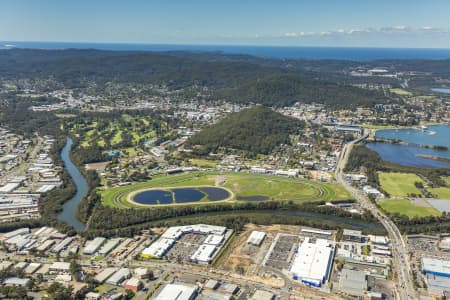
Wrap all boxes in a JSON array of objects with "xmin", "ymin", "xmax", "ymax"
[
  {"xmin": 100, "ymin": 171, "xmax": 353, "ymax": 208},
  {"xmin": 390, "ymin": 88, "xmax": 413, "ymax": 96},
  {"xmin": 379, "ymin": 199, "xmax": 440, "ymax": 218},
  {"xmin": 378, "ymin": 172, "xmax": 425, "ymax": 197},
  {"xmin": 443, "ymin": 176, "xmax": 450, "ymax": 186},
  {"xmin": 428, "ymin": 187, "xmax": 450, "ymax": 199},
  {"xmin": 71, "ymin": 116, "xmax": 157, "ymax": 153},
  {"xmin": 224, "ymin": 175, "xmax": 318, "ymax": 200},
  {"xmin": 111, "ymin": 130, "xmax": 123, "ymax": 145},
  {"xmin": 189, "ymin": 158, "xmax": 219, "ymax": 168}
]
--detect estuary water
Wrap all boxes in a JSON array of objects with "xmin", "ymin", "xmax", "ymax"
[
  {"xmin": 366, "ymin": 143, "xmax": 450, "ymax": 168},
  {"xmin": 432, "ymin": 88, "xmax": 450, "ymax": 94},
  {"xmin": 368, "ymin": 125, "xmax": 450, "ymax": 168},
  {"xmin": 375, "ymin": 125, "xmax": 450, "ymax": 147},
  {"xmin": 57, "ymin": 138, "xmax": 87, "ymax": 231}
]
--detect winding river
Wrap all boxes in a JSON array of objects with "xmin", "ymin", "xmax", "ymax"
[{"xmin": 57, "ymin": 138, "xmax": 87, "ymax": 231}]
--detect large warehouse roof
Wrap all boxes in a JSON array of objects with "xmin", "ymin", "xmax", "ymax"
[
  {"xmin": 161, "ymin": 224, "xmax": 227, "ymax": 239},
  {"xmin": 338, "ymin": 269, "xmax": 367, "ymax": 295},
  {"xmin": 247, "ymin": 231, "xmax": 266, "ymax": 246},
  {"xmin": 290, "ymin": 237, "xmax": 334, "ymax": 287},
  {"xmin": 141, "ymin": 238, "xmax": 175, "ymax": 258},
  {"xmin": 190, "ymin": 244, "xmax": 217, "ymax": 264},
  {"xmin": 155, "ymin": 283, "xmax": 197, "ymax": 300},
  {"xmin": 83, "ymin": 237, "xmax": 106, "ymax": 255},
  {"xmin": 422, "ymin": 257, "xmax": 450, "ymax": 277}
]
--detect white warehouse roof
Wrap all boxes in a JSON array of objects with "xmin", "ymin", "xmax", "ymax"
[
  {"xmin": 155, "ymin": 283, "xmax": 197, "ymax": 300},
  {"xmin": 106, "ymin": 268, "xmax": 131, "ymax": 286},
  {"xmin": 141, "ymin": 238, "xmax": 175, "ymax": 258},
  {"xmin": 247, "ymin": 231, "xmax": 266, "ymax": 246},
  {"xmin": 190, "ymin": 244, "xmax": 217, "ymax": 264},
  {"xmin": 161, "ymin": 224, "xmax": 226, "ymax": 240},
  {"xmin": 203, "ymin": 234, "xmax": 224, "ymax": 246},
  {"xmin": 94, "ymin": 267, "xmax": 118, "ymax": 283},
  {"xmin": 3, "ymin": 227, "xmax": 30, "ymax": 240},
  {"xmin": 290, "ymin": 237, "xmax": 334, "ymax": 287},
  {"xmin": 83, "ymin": 237, "xmax": 106, "ymax": 255},
  {"xmin": 422, "ymin": 257, "xmax": 450, "ymax": 276}
]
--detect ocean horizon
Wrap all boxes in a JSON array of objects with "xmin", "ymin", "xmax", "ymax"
[{"xmin": 2, "ymin": 41, "xmax": 450, "ymax": 61}]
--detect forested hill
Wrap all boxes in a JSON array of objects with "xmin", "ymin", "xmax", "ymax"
[
  {"xmin": 215, "ymin": 74, "xmax": 383, "ymax": 107},
  {"xmin": 0, "ymin": 48, "xmax": 387, "ymax": 108},
  {"xmin": 186, "ymin": 106, "xmax": 305, "ymax": 155}
]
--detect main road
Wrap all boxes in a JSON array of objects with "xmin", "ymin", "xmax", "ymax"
[{"xmin": 335, "ymin": 130, "xmax": 416, "ymax": 300}]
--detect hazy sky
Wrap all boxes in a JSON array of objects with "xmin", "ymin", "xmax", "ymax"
[{"xmin": 1, "ymin": 0, "xmax": 450, "ymax": 47}]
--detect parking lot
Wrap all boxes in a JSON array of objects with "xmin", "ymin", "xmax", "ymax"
[
  {"xmin": 264, "ymin": 233, "xmax": 299, "ymax": 270},
  {"xmin": 166, "ymin": 233, "xmax": 207, "ymax": 263}
]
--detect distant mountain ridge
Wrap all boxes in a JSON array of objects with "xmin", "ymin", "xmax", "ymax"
[{"xmin": 0, "ymin": 48, "xmax": 389, "ymax": 108}]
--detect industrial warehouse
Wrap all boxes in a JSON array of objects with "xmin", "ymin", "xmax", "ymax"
[
  {"xmin": 422, "ymin": 257, "xmax": 450, "ymax": 296},
  {"xmin": 140, "ymin": 224, "xmax": 232, "ymax": 264},
  {"xmin": 289, "ymin": 237, "xmax": 335, "ymax": 287}
]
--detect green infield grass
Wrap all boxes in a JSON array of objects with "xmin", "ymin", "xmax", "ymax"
[
  {"xmin": 390, "ymin": 88, "xmax": 413, "ymax": 96},
  {"xmin": 378, "ymin": 172, "xmax": 425, "ymax": 197},
  {"xmin": 428, "ymin": 187, "xmax": 450, "ymax": 199},
  {"xmin": 100, "ymin": 171, "xmax": 353, "ymax": 208},
  {"xmin": 379, "ymin": 199, "xmax": 440, "ymax": 218}
]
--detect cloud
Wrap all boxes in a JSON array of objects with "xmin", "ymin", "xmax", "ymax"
[{"xmin": 279, "ymin": 25, "xmax": 450, "ymax": 38}]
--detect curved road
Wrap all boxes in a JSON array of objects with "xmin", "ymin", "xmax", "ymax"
[{"xmin": 335, "ymin": 130, "xmax": 416, "ymax": 300}]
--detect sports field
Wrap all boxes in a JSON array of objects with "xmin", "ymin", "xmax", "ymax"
[
  {"xmin": 428, "ymin": 187, "xmax": 450, "ymax": 199},
  {"xmin": 379, "ymin": 199, "xmax": 440, "ymax": 218},
  {"xmin": 101, "ymin": 171, "xmax": 353, "ymax": 208},
  {"xmin": 378, "ymin": 172, "xmax": 425, "ymax": 197},
  {"xmin": 389, "ymin": 88, "xmax": 413, "ymax": 96}
]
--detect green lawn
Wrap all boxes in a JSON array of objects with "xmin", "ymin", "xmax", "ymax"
[
  {"xmin": 100, "ymin": 171, "xmax": 353, "ymax": 208},
  {"xmin": 189, "ymin": 158, "xmax": 219, "ymax": 168},
  {"xmin": 86, "ymin": 129, "xmax": 96, "ymax": 137},
  {"xmin": 223, "ymin": 175, "xmax": 319, "ymax": 200},
  {"xmin": 428, "ymin": 187, "xmax": 450, "ymax": 199},
  {"xmin": 131, "ymin": 132, "xmax": 140, "ymax": 143},
  {"xmin": 97, "ymin": 139, "xmax": 105, "ymax": 147},
  {"xmin": 80, "ymin": 140, "xmax": 91, "ymax": 147},
  {"xmin": 378, "ymin": 172, "xmax": 425, "ymax": 197},
  {"xmin": 111, "ymin": 130, "xmax": 123, "ymax": 145},
  {"xmin": 121, "ymin": 147, "xmax": 138, "ymax": 157},
  {"xmin": 379, "ymin": 199, "xmax": 440, "ymax": 218},
  {"xmin": 390, "ymin": 88, "xmax": 413, "ymax": 96}
]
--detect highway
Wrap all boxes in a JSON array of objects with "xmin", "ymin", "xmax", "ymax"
[{"xmin": 335, "ymin": 130, "xmax": 416, "ymax": 300}]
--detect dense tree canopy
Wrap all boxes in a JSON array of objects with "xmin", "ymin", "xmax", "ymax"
[{"xmin": 187, "ymin": 106, "xmax": 305, "ymax": 155}]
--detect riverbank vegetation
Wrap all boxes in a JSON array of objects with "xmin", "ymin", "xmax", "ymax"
[{"xmin": 83, "ymin": 200, "xmax": 384, "ymax": 238}]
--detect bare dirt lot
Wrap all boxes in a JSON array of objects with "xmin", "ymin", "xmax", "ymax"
[{"xmin": 217, "ymin": 224, "xmax": 302, "ymax": 275}]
